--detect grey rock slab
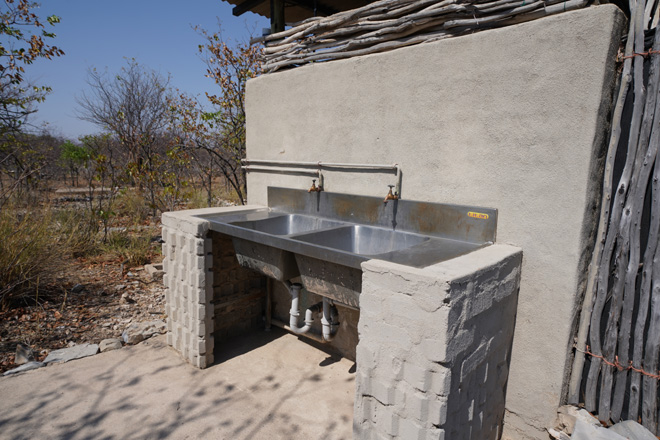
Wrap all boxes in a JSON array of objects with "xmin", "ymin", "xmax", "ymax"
[
  {"xmin": 572, "ymin": 420, "xmax": 627, "ymax": 440},
  {"xmin": 548, "ymin": 428, "xmax": 571, "ymax": 440},
  {"xmin": 3, "ymin": 362, "xmax": 45, "ymax": 376},
  {"xmin": 44, "ymin": 344, "xmax": 99, "ymax": 364},
  {"xmin": 610, "ymin": 420, "xmax": 657, "ymax": 440},
  {"xmin": 557, "ymin": 405, "xmax": 602, "ymax": 434},
  {"xmin": 121, "ymin": 320, "xmax": 166, "ymax": 345},
  {"xmin": 15, "ymin": 343, "xmax": 34, "ymax": 365},
  {"xmin": 99, "ymin": 339, "xmax": 122, "ymax": 353}
]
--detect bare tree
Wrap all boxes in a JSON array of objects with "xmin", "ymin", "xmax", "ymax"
[
  {"xmin": 168, "ymin": 32, "xmax": 262, "ymax": 206},
  {"xmin": 76, "ymin": 59, "xmax": 170, "ymax": 168},
  {"xmin": 76, "ymin": 59, "xmax": 172, "ymax": 214}
]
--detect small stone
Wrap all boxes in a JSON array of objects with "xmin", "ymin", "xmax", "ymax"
[
  {"xmin": 122, "ymin": 320, "xmax": 167, "ymax": 345},
  {"xmin": 548, "ymin": 428, "xmax": 570, "ymax": 440},
  {"xmin": 15, "ymin": 343, "xmax": 34, "ymax": 365},
  {"xmin": 557, "ymin": 405, "xmax": 601, "ymax": 434},
  {"xmin": 115, "ymin": 285, "xmax": 126, "ymax": 291},
  {"xmin": 71, "ymin": 284, "xmax": 85, "ymax": 293},
  {"xmin": 145, "ymin": 263, "xmax": 165, "ymax": 281},
  {"xmin": 44, "ymin": 343, "xmax": 99, "ymax": 364},
  {"xmin": 126, "ymin": 271, "xmax": 135, "ymax": 277},
  {"xmin": 609, "ymin": 420, "xmax": 657, "ymax": 440},
  {"xmin": 3, "ymin": 362, "xmax": 45, "ymax": 376},
  {"xmin": 99, "ymin": 338, "xmax": 122, "ymax": 352},
  {"xmin": 121, "ymin": 292, "xmax": 135, "ymax": 304}
]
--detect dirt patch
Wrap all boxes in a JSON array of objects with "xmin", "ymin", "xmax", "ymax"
[{"xmin": 0, "ymin": 253, "xmax": 165, "ymax": 373}]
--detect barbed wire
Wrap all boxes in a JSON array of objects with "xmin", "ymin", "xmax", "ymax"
[
  {"xmin": 575, "ymin": 345, "xmax": 660, "ymax": 380},
  {"xmin": 618, "ymin": 49, "xmax": 660, "ymax": 61}
]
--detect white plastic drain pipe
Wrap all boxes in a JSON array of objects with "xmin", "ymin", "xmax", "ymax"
[
  {"xmin": 321, "ymin": 298, "xmax": 339, "ymax": 342},
  {"xmin": 286, "ymin": 281, "xmax": 339, "ymax": 341},
  {"xmin": 288, "ymin": 282, "xmax": 322, "ymax": 334}
]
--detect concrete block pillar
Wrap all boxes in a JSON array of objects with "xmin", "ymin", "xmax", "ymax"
[
  {"xmin": 162, "ymin": 212, "xmax": 214, "ymax": 368},
  {"xmin": 354, "ymin": 244, "xmax": 523, "ymax": 440}
]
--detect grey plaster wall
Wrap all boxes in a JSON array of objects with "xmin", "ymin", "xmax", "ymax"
[{"xmin": 245, "ymin": 6, "xmax": 626, "ymax": 438}]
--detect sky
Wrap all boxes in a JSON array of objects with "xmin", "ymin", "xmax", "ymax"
[{"xmin": 25, "ymin": 0, "xmax": 269, "ymax": 139}]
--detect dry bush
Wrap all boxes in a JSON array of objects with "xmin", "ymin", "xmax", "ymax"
[
  {"xmin": 0, "ymin": 205, "xmax": 84, "ymax": 309},
  {"xmin": 100, "ymin": 230, "xmax": 156, "ymax": 268},
  {"xmin": 184, "ymin": 185, "xmax": 240, "ymax": 209},
  {"xmin": 115, "ymin": 189, "xmax": 151, "ymax": 225}
]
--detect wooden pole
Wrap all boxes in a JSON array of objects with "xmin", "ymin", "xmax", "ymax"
[{"xmin": 271, "ymin": 0, "xmax": 285, "ymax": 34}]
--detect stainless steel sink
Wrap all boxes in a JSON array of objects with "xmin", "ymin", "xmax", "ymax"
[
  {"xmin": 231, "ymin": 214, "xmax": 344, "ymax": 236},
  {"xmin": 292, "ymin": 225, "xmax": 430, "ymax": 256},
  {"xmin": 196, "ymin": 187, "xmax": 498, "ymax": 308}
]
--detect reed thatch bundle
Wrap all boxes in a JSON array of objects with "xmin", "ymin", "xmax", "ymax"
[{"xmin": 253, "ymin": 0, "xmax": 590, "ymax": 73}]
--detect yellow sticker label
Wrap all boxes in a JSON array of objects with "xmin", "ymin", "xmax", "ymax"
[{"xmin": 468, "ymin": 212, "xmax": 489, "ymax": 220}]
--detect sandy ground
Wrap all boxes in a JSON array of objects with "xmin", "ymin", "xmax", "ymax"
[{"xmin": 0, "ymin": 329, "xmax": 356, "ymax": 440}]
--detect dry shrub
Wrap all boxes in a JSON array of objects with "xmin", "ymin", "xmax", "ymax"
[
  {"xmin": 184, "ymin": 185, "xmax": 240, "ymax": 209},
  {"xmin": 0, "ymin": 204, "xmax": 101, "ymax": 310},
  {"xmin": 116, "ymin": 189, "xmax": 151, "ymax": 224},
  {"xmin": 101, "ymin": 230, "xmax": 154, "ymax": 267}
]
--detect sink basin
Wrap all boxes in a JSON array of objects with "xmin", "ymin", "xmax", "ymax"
[
  {"xmin": 290, "ymin": 226, "xmax": 429, "ymax": 307},
  {"xmin": 229, "ymin": 214, "xmax": 348, "ymax": 281},
  {"xmin": 292, "ymin": 225, "xmax": 430, "ymax": 256},
  {"xmin": 231, "ymin": 238, "xmax": 299, "ymax": 281},
  {"xmin": 231, "ymin": 214, "xmax": 344, "ymax": 236},
  {"xmin": 197, "ymin": 187, "xmax": 498, "ymax": 309}
]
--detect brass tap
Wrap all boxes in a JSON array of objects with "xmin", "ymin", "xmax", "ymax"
[
  {"xmin": 308, "ymin": 179, "xmax": 323, "ymax": 192},
  {"xmin": 384, "ymin": 185, "xmax": 399, "ymax": 204}
]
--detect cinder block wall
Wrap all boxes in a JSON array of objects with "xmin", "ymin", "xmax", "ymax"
[
  {"xmin": 210, "ymin": 231, "xmax": 266, "ymax": 342},
  {"xmin": 162, "ymin": 213, "xmax": 215, "ymax": 369},
  {"xmin": 162, "ymin": 206, "xmax": 263, "ymax": 369},
  {"xmin": 245, "ymin": 6, "xmax": 626, "ymax": 437},
  {"xmin": 354, "ymin": 245, "xmax": 522, "ymax": 439}
]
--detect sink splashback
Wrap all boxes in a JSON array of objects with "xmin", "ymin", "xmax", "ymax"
[{"xmin": 267, "ymin": 187, "xmax": 497, "ymax": 244}]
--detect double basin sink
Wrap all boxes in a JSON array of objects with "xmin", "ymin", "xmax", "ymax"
[{"xmin": 197, "ymin": 188, "xmax": 497, "ymax": 308}]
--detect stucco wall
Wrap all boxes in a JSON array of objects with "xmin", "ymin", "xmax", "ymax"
[{"xmin": 245, "ymin": 5, "xmax": 626, "ymax": 438}]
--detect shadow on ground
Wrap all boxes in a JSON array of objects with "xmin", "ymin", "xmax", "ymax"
[{"xmin": 0, "ymin": 328, "xmax": 355, "ymax": 440}]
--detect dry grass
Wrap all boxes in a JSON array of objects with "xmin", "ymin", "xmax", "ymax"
[{"xmin": 0, "ymin": 203, "xmax": 97, "ymax": 310}]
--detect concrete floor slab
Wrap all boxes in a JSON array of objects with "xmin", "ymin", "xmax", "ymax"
[{"xmin": 0, "ymin": 329, "xmax": 355, "ymax": 440}]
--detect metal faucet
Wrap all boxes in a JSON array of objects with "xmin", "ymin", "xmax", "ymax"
[
  {"xmin": 384, "ymin": 184, "xmax": 399, "ymax": 204},
  {"xmin": 308, "ymin": 179, "xmax": 323, "ymax": 192}
]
